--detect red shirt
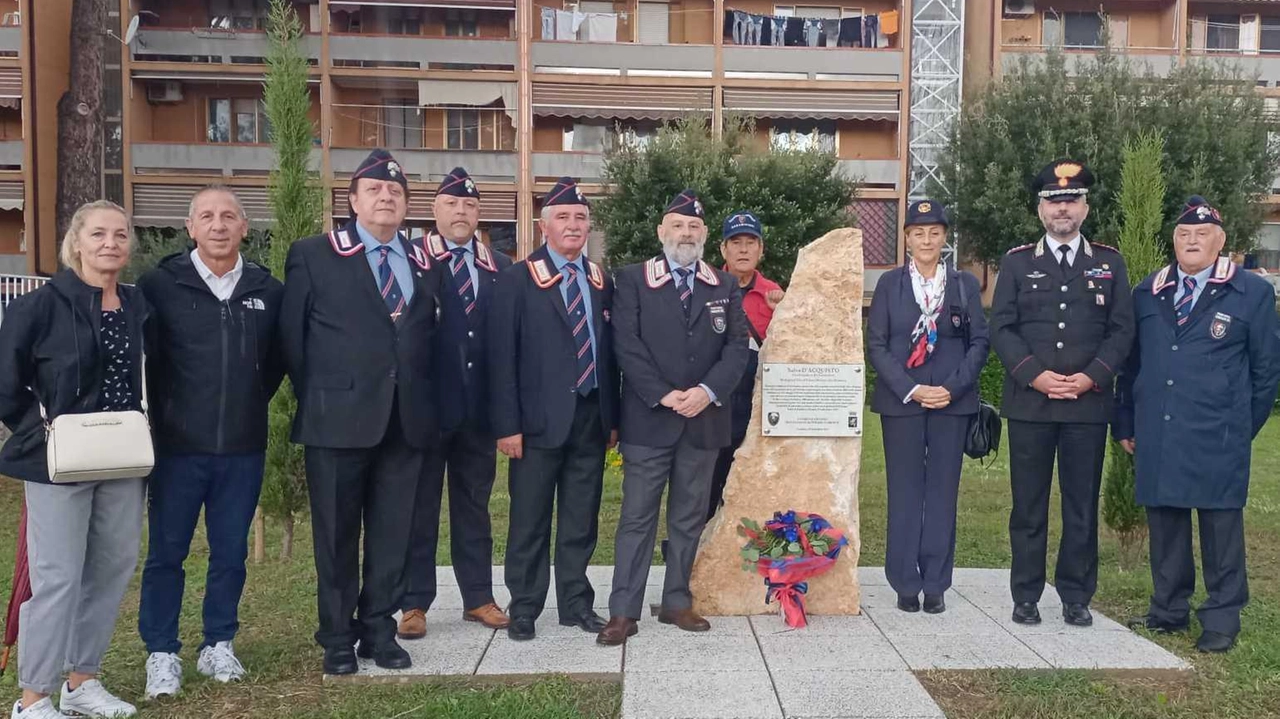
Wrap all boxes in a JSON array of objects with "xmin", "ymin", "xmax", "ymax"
[{"xmin": 727, "ymin": 267, "xmax": 782, "ymax": 341}]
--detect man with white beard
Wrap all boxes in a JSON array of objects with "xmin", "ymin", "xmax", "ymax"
[{"xmin": 598, "ymin": 189, "xmax": 750, "ymax": 647}]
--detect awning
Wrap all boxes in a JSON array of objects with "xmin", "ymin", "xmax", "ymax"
[
  {"xmin": 0, "ymin": 68, "xmax": 20, "ymax": 99},
  {"xmin": 331, "ymin": 1, "xmax": 515, "ymax": 10},
  {"xmin": 418, "ymin": 80, "xmax": 517, "ymax": 124},
  {"xmin": 331, "ymin": 188, "xmax": 517, "ymax": 223},
  {"xmin": 533, "ymin": 83, "xmax": 713, "ymax": 120},
  {"xmin": 133, "ymin": 184, "xmax": 273, "ymax": 228},
  {"xmin": 722, "ymin": 88, "xmax": 899, "ymax": 121},
  {"xmin": 0, "ymin": 181, "xmax": 22, "ymax": 211}
]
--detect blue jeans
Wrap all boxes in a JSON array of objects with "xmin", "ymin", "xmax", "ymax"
[{"xmin": 138, "ymin": 452, "xmax": 265, "ymax": 654}]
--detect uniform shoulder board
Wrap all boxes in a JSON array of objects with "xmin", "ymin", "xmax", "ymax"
[
  {"xmin": 424, "ymin": 232, "xmax": 451, "ymax": 261},
  {"xmin": 328, "ymin": 229, "xmax": 362, "ymax": 257},
  {"xmin": 644, "ymin": 257, "xmax": 672, "ymax": 289},
  {"xmin": 408, "ymin": 242, "xmax": 431, "ymax": 270},
  {"xmin": 526, "ymin": 258, "xmax": 561, "ymax": 289},
  {"xmin": 1208, "ymin": 256, "xmax": 1237, "ymax": 284},
  {"xmin": 694, "ymin": 260, "xmax": 721, "ymax": 287},
  {"xmin": 474, "ymin": 240, "xmax": 499, "ymax": 273},
  {"xmin": 1006, "ymin": 243, "xmax": 1035, "ymax": 255},
  {"xmin": 586, "ymin": 260, "xmax": 605, "ymax": 290}
]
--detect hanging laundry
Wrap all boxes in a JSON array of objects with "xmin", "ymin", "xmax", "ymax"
[
  {"xmin": 584, "ymin": 13, "xmax": 617, "ymax": 42},
  {"xmin": 555, "ymin": 9, "xmax": 574, "ymax": 40},
  {"xmin": 839, "ymin": 16, "xmax": 862, "ymax": 47},
  {"xmin": 803, "ymin": 17, "xmax": 822, "ymax": 47},
  {"xmin": 862, "ymin": 14, "xmax": 879, "ymax": 49},
  {"xmin": 749, "ymin": 13, "xmax": 764, "ymax": 44},
  {"xmin": 880, "ymin": 10, "xmax": 899, "ymax": 36},
  {"xmin": 823, "ymin": 18, "xmax": 841, "ymax": 47},
  {"xmin": 784, "ymin": 16, "xmax": 804, "ymax": 46},
  {"xmin": 768, "ymin": 16, "xmax": 786, "ymax": 46},
  {"xmin": 541, "ymin": 6, "xmax": 556, "ymax": 40}
]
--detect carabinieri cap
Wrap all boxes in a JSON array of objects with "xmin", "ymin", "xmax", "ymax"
[{"xmin": 1033, "ymin": 159, "xmax": 1094, "ymax": 201}]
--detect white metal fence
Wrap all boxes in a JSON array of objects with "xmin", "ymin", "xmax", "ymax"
[{"xmin": 0, "ymin": 273, "xmax": 49, "ymax": 312}]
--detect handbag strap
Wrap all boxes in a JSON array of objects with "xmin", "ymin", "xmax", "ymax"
[
  {"xmin": 956, "ymin": 269, "xmax": 972, "ymax": 351},
  {"xmin": 38, "ymin": 351, "xmax": 148, "ymax": 428}
]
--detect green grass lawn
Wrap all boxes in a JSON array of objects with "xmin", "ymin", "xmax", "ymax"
[{"xmin": 0, "ymin": 418, "xmax": 1278, "ymax": 717}]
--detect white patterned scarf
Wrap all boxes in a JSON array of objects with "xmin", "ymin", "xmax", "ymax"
[{"xmin": 906, "ymin": 261, "xmax": 946, "ymax": 368}]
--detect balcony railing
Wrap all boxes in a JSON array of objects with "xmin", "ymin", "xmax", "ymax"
[
  {"xmin": 723, "ymin": 46, "xmax": 903, "ymax": 82},
  {"xmin": 132, "ymin": 28, "xmax": 320, "ymax": 63},
  {"xmin": 532, "ymin": 41, "xmax": 715, "ymax": 77},
  {"xmin": 1187, "ymin": 49, "xmax": 1280, "ymax": 85},
  {"xmin": 329, "ymin": 35, "xmax": 517, "ymax": 70},
  {"xmin": 0, "ymin": 141, "xmax": 22, "ymax": 169},
  {"xmin": 532, "ymin": 152, "xmax": 607, "ymax": 182},
  {"xmin": 330, "ymin": 147, "xmax": 517, "ymax": 183},
  {"xmin": 1001, "ymin": 46, "xmax": 1179, "ymax": 75},
  {"xmin": 0, "ymin": 27, "xmax": 18, "ymax": 57},
  {"xmin": 837, "ymin": 159, "xmax": 900, "ymax": 188},
  {"xmin": 131, "ymin": 142, "xmax": 320, "ymax": 175}
]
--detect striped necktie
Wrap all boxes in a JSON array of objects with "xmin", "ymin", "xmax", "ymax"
[
  {"xmin": 1175, "ymin": 276, "xmax": 1197, "ymax": 327},
  {"xmin": 450, "ymin": 247, "xmax": 477, "ymax": 316},
  {"xmin": 377, "ymin": 246, "xmax": 406, "ymax": 322},
  {"xmin": 563, "ymin": 263, "xmax": 596, "ymax": 395},
  {"xmin": 674, "ymin": 267, "xmax": 693, "ymax": 321}
]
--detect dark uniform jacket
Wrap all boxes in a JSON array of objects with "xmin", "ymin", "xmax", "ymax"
[
  {"xmin": 1113, "ymin": 259, "xmax": 1280, "ymax": 509},
  {"xmin": 421, "ymin": 231, "xmax": 512, "ymax": 435},
  {"xmin": 990, "ymin": 237, "xmax": 1134, "ymax": 423},
  {"xmin": 867, "ymin": 266, "xmax": 990, "ymax": 417},
  {"xmin": 279, "ymin": 220, "xmax": 449, "ymax": 450},
  {"xmin": 139, "ymin": 251, "xmax": 285, "ymax": 455},
  {"xmin": 0, "ymin": 270, "xmax": 151, "ymax": 483},
  {"xmin": 613, "ymin": 256, "xmax": 750, "ymax": 450},
  {"xmin": 487, "ymin": 245, "xmax": 618, "ymax": 449}
]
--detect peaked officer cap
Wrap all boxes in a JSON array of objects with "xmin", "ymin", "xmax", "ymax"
[
  {"xmin": 1034, "ymin": 159, "xmax": 1094, "ymax": 201},
  {"xmin": 904, "ymin": 199, "xmax": 949, "ymax": 228}
]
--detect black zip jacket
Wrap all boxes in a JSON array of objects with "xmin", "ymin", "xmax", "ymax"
[
  {"xmin": 138, "ymin": 251, "xmax": 285, "ymax": 455},
  {"xmin": 0, "ymin": 270, "xmax": 152, "ymax": 483}
]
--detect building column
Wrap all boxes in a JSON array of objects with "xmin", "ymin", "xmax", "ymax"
[{"xmin": 516, "ymin": 0, "xmax": 534, "ymax": 258}]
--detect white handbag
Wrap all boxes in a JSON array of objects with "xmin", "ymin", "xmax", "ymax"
[{"xmin": 41, "ymin": 354, "xmax": 155, "ymax": 483}]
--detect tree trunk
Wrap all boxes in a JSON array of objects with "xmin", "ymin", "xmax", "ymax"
[
  {"xmin": 56, "ymin": 0, "xmax": 107, "ymax": 240},
  {"xmin": 281, "ymin": 513, "xmax": 294, "ymax": 560},
  {"xmin": 252, "ymin": 506, "xmax": 266, "ymax": 564}
]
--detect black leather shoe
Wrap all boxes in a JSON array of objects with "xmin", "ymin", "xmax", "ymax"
[
  {"xmin": 322, "ymin": 646, "xmax": 357, "ymax": 675},
  {"xmin": 508, "ymin": 616, "xmax": 536, "ymax": 641},
  {"xmin": 923, "ymin": 594, "xmax": 946, "ymax": 614},
  {"xmin": 1126, "ymin": 615, "xmax": 1189, "ymax": 634},
  {"xmin": 1062, "ymin": 603, "xmax": 1093, "ymax": 627},
  {"xmin": 356, "ymin": 640, "xmax": 411, "ymax": 669},
  {"xmin": 559, "ymin": 608, "xmax": 608, "ymax": 633},
  {"xmin": 1012, "ymin": 602, "xmax": 1041, "ymax": 625},
  {"xmin": 896, "ymin": 594, "xmax": 921, "ymax": 613},
  {"xmin": 1196, "ymin": 630, "xmax": 1236, "ymax": 653}
]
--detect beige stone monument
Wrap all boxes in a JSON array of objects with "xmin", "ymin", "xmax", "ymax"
[{"xmin": 690, "ymin": 227, "xmax": 863, "ymax": 617}]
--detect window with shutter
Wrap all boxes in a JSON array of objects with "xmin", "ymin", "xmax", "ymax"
[{"xmin": 638, "ymin": 2, "xmax": 669, "ymax": 44}]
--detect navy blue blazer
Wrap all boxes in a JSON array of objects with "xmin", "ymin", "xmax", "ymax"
[{"xmin": 867, "ymin": 265, "xmax": 990, "ymax": 417}]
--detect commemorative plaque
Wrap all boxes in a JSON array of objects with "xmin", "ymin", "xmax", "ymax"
[{"xmin": 760, "ymin": 363, "xmax": 864, "ymax": 437}]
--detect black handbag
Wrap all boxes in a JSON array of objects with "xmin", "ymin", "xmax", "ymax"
[{"xmin": 956, "ymin": 274, "xmax": 1001, "ymax": 461}]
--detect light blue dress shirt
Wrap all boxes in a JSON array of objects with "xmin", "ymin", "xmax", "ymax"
[
  {"xmin": 1175, "ymin": 264, "xmax": 1214, "ymax": 312},
  {"xmin": 356, "ymin": 222, "xmax": 414, "ymax": 305},
  {"xmin": 444, "ymin": 236, "xmax": 480, "ymax": 297},
  {"xmin": 664, "ymin": 254, "xmax": 719, "ymax": 405},
  {"xmin": 546, "ymin": 246, "xmax": 597, "ymax": 366}
]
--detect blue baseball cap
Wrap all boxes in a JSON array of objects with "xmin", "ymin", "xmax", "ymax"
[{"xmin": 722, "ymin": 210, "xmax": 762, "ymax": 240}]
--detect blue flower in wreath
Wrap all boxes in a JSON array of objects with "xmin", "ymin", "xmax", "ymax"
[
  {"xmin": 809, "ymin": 517, "xmax": 830, "ymax": 532},
  {"xmin": 779, "ymin": 510, "xmax": 797, "ymax": 526},
  {"xmin": 784, "ymin": 526, "xmax": 800, "ymax": 543}
]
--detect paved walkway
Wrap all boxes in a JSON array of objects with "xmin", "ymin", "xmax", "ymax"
[{"xmin": 328, "ymin": 566, "xmax": 1189, "ymax": 719}]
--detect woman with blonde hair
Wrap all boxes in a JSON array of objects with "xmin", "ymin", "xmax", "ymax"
[{"xmin": 0, "ymin": 200, "xmax": 150, "ymax": 718}]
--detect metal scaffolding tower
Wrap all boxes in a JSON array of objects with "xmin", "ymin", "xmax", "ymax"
[{"xmin": 907, "ymin": 0, "xmax": 964, "ymax": 264}]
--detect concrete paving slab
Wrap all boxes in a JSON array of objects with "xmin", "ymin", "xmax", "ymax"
[
  {"xmin": 625, "ymin": 633, "xmax": 768, "ymax": 674},
  {"xmin": 347, "ymin": 629, "xmax": 492, "ymax": 679},
  {"xmin": 950, "ymin": 568, "xmax": 1014, "ymax": 587},
  {"xmin": 635, "ymin": 615, "xmax": 755, "ymax": 638},
  {"xmin": 772, "ymin": 670, "xmax": 945, "ymax": 719},
  {"xmin": 864, "ymin": 593, "xmax": 1008, "ymax": 637},
  {"xmin": 1019, "ymin": 630, "xmax": 1191, "ymax": 670},
  {"xmin": 622, "ymin": 671, "xmax": 782, "ymax": 719},
  {"xmin": 889, "ymin": 632, "xmax": 1051, "ymax": 670},
  {"xmin": 758, "ymin": 631, "xmax": 907, "ymax": 671},
  {"xmin": 857, "ymin": 566, "xmax": 889, "ymax": 586},
  {"xmin": 751, "ymin": 614, "xmax": 882, "ymax": 638},
  {"xmin": 479, "ymin": 634, "xmax": 623, "ymax": 676}
]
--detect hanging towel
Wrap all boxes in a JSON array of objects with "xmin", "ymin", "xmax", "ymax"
[
  {"xmin": 880, "ymin": 10, "xmax": 899, "ymax": 36},
  {"xmin": 839, "ymin": 16, "xmax": 861, "ymax": 47},
  {"xmin": 585, "ymin": 13, "xmax": 617, "ymax": 42},
  {"xmin": 555, "ymin": 9, "xmax": 574, "ymax": 41}
]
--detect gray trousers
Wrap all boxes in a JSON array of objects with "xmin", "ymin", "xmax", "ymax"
[
  {"xmin": 609, "ymin": 439, "xmax": 718, "ymax": 619},
  {"xmin": 19, "ymin": 478, "xmax": 146, "ymax": 695}
]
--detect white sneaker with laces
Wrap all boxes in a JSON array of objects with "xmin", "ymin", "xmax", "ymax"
[
  {"xmin": 10, "ymin": 698, "xmax": 65, "ymax": 719},
  {"xmin": 58, "ymin": 680, "xmax": 137, "ymax": 718},
  {"xmin": 144, "ymin": 652, "xmax": 183, "ymax": 699},
  {"xmin": 197, "ymin": 641, "xmax": 246, "ymax": 683}
]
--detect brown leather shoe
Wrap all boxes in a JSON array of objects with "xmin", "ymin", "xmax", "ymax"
[
  {"xmin": 397, "ymin": 608, "xmax": 426, "ymax": 640},
  {"xmin": 596, "ymin": 617, "xmax": 638, "ymax": 646},
  {"xmin": 463, "ymin": 602, "xmax": 510, "ymax": 629},
  {"xmin": 657, "ymin": 607, "xmax": 711, "ymax": 632}
]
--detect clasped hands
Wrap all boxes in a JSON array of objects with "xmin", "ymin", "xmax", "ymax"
[
  {"xmin": 660, "ymin": 387, "xmax": 712, "ymax": 418},
  {"xmin": 910, "ymin": 385, "xmax": 951, "ymax": 410},
  {"xmin": 1031, "ymin": 371, "xmax": 1094, "ymax": 400}
]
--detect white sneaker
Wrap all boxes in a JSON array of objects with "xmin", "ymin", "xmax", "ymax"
[
  {"xmin": 58, "ymin": 680, "xmax": 136, "ymax": 718},
  {"xmin": 197, "ymin": 641, "xmax": 246, "ymax": 683},
  {"xmin": 10, "ymin": 698, "xmax": 65, "ymax": 719},
  {"xmin": 144, "ymin": 652, "xmax": 183, "ymax": 699}
]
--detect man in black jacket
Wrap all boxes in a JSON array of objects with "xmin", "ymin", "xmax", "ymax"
[
  {"xmin": 488, "ymin": 177, "xmax": 618, "ymax": 642},
  {"xmin": 137, "ymin": 186, "xmax": 284, "ymax": 698},
  {"xmin": 598, "ymin": 190, "xmax": 750, "ymax": 646},
  {"xmin": 398, "ymin": 167, "xmax": 512, "ymax": 640},
  {"xmin": 280, "ymin": 149, "xmax": 450, "ymax": 675}
]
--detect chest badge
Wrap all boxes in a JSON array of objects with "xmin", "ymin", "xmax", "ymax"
[
  {"xmin": 1027, "ymin": 271, "xmax": 1047, "ymax": 279},
  {"xmin": 1210, "ymin": 312, "xmax": 1231, "ymax": 340},
  {"xmin": 709, "ymin": 304, "xmax": 727, "ymax": 334},
  {"xmin": 951, "ymin": 313, "xmax": 962, "ymax": 328},
  {"xmin": 1095, "ymin": 294, "xmax": 1106, "ymax": 306}
]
